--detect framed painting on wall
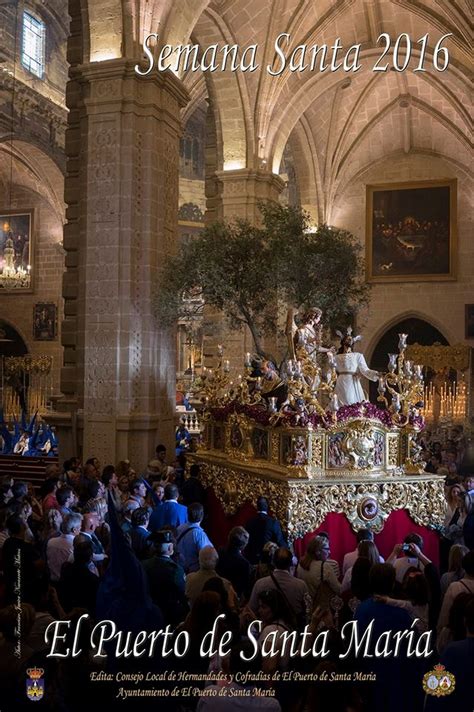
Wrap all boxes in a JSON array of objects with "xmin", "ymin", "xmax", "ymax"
[
  {"xmin": 33, "ymin": 303, "xmax": 57, "ymax": 341},
  {"xmin": 0, "ymin": 209, "xmax": 34, "ymax": 292},
  {"xmin": 366, "ymin": 180, "xmax": 457, "ymax": 283}
]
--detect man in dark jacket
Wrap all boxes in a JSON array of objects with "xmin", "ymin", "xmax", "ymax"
[
  {"xmin": 141, "ymin": 530, "xmax": 188, "ymax": 625},
  {"xmin": 217, "ymin": 526, "xmax": 252, "ymax": 600},
  {"xmin": 59, "ymin": 537, "xmax": 99, "ymax": 615},
  {"xmin": 244, "ymin": 496, "xmax": 287, "ymax": 565},
  {"xmin": 129, "ymin": 507, "xmax": 151, "ymax": 560},
  {"xmin": 181, "ymin": 464, "xmax": 206, "ymax": 506}
]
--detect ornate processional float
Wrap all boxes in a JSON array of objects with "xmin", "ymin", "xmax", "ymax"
[{"xmin": 188, "ymin": 312, "xmax": 446, "ymax": 540}]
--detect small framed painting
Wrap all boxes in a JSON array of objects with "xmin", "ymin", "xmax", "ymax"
[{"xmin": 33, "ymin": 303, "xmax": 57, "ymax": 340}]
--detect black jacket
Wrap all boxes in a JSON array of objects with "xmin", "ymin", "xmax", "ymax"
[{"xmin": 244, "ymin": 512, "xmax": 287, "ymax": 564}]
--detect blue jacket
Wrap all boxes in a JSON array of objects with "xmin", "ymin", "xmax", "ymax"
[{"xmin": 149, "ymin": 500, "xmax": 188, "ymax": 531}]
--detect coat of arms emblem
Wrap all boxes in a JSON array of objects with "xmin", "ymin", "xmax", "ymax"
[
  {"xmin": 26, "ymin": 667, "xmax": 45, "ymax": 702},
  {"xmin": 422, "ymin": 664, "xmax": 455, "ymax": 697}
]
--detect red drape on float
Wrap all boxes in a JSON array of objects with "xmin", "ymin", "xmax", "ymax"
[
  {"xmin": 204, "ymin": 488, "xmax": 440, "ymax": 568},
  {"xmin": 292, "ymin": 509, "xmax": 440, "ymax": 567}
]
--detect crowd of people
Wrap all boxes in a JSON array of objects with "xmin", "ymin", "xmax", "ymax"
[
  {"xmin": 0, "ymin": 444, "xmax": 472, "ymax": 712},
  {"xmin": 420, "ymin": 426, "xmax": 467, "ymax": 477}
]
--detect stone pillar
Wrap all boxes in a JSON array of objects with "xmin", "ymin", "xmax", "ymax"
[
  {"xmin": 215, "ymin": 168, "xmax": 285, "ymax": 223},
  {"xmin": 53, "ymin": 59, "xmax": 188, "ymax": 469}
]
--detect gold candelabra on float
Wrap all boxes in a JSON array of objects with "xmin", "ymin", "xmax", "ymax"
[
  {"xmin": 200, "ymin": 345, "xmax": 233, "ymax": 407},
  {"xmin": 377, "ymin": 333, "xmax": 424, "ymax": 419}
]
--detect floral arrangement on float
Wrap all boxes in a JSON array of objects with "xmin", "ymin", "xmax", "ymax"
[{"xmin": 210, "ymin": 400, "xmax": 424, "ymax": 431}]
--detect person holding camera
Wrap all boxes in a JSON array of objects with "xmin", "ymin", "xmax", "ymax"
[
  {"xmin": 389, "ymin": 533, "xmax": 428, "ymax": 583},
  {"xmin": 386, "ymin": 535, "xmax": 441, "ymax": 628}
]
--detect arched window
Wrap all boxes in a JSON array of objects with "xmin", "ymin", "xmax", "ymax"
[{"xmin": 21, "ymin": 11, "xmax": 46, "ymax": 78}]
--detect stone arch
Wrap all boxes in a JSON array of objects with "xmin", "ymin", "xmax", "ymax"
[
  {"xmin": 0, "ymin": 319, "xmax": 29, "ymax": 359},
  {"xmin": 288, "ymin": 119, "xmax": 322, "ymax": 222},
  {"xmin": 0, "ymin": 139, "xmax": 65, "ymax": 225},
  {"xmin": 366, "ymin": 312, "xmax": 452, "ymax": 368},
  {"xmin": 158, "ymin": 0, "xmax": 210, "ymax": 49},
  {"xmin": 0, "ymin": 126, "xmax": 65, "ymax": 176},
  {"xmin": 190, "ymin": 10, "xmax": 254, "ymax": 170},
  {"xmin": 335, "ymin": 149, "xmax": 472, "ymax": 207}
]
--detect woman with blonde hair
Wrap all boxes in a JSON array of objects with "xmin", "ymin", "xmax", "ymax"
[
  {"xmin": 296, "ymin": 535, "xmax": 341, "ymax": 599},
  {"xmin": 42, "ymin": 508, "xmax": 62, "ymax": 544}
]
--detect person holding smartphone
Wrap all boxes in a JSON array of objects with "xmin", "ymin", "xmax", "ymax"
[{"xmin": 391, "ymin": 534, "xmax": 427, "ymax": 583}]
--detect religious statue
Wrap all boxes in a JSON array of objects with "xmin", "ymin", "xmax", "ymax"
[
  {"xmin": 288, "ymin": 307, "xmax": 333, "ymax": 363},
  {"xmin": 285, "ymin": 307, "xmax": 334, "ymax": 394},
  {"xmin": 259, "ymin": 359, "xmax": 288, "ymax": 409},
  {"xmin": 330, "ymin": 327, "xmax": 379, "ymax": 406}
]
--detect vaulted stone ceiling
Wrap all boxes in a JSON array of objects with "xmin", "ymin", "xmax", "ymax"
[
  {"xmin": 74, "ymin": 0, "xmax": 473, "ymax": 221},
  {"xmin": 4, "ymin": 1, "xmax": 465, "ymax": 227},
  {"xmin": 169, "ymin": 0, "xmax": 472, "ymax": 218}
]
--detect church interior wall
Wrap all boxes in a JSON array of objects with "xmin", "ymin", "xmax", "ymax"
[
  {"xmin": 0, "ymin": 180, "xmax": 64, "ymax": 391},
  {"xmin": 330, "ymin": 153, "xmax": 473, "ymax": 357}
]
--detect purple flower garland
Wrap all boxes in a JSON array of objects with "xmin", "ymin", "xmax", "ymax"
[{"xmin": 209, "ymin": 400, "xmax": 424, "ymax": 430}]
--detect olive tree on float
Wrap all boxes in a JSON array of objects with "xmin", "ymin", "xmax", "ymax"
[{"xmin": 154, "ymin": 203, "xmax": 370, "ymax": 357}]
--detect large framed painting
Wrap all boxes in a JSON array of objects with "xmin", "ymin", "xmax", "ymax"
[
  {"xmin": 33, "ymin": 303, "xmax": 57, "ymax": 341},
  {"xmin": 0, "ymin": 209, "xmax": 34, "ymax": 292},
  {"xmin": 366, "ymin": 180, "xmax": 456, "ymax": 282}
]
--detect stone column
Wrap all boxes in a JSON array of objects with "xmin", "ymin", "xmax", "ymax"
[
  {"xmin": 52, "ymin": 59, "xmax": 188, "ymax": 469},
  {"xmin": 215, "ymin": 168, "xmax": 285, "ymax": 223}
]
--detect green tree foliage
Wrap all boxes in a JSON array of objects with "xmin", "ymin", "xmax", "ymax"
[{"xmin": 155, "ymin": 203, "xmax": 370, "ymax": 355}]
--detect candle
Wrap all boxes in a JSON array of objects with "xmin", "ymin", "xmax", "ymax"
[
  {"xmin": 244, "ymin": 352, "xmax": 251, "ymax": 367},
  {"xmin": 223, "ymin": 359, "xmax": 230, "ymax": 373},
  {"xmin": 217, "ymin": 344, "xmax": 223, "ymax": 356}
]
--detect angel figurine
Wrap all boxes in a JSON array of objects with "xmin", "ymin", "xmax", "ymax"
[
  {"xmin": 332, "ymin": 327, "xmax": 379, "ymax": 406},
  {"xmin": 287, "ymin": 307, "xmax": 333, "ymax": 363}
]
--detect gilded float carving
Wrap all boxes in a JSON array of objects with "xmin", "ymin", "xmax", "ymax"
[{"xmin": 190, "ymin": 333, "xmax": 445, "ymax": 538}]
